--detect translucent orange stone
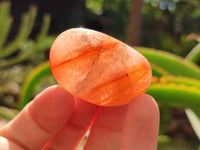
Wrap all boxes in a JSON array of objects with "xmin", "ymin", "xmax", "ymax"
[{"xmin": 50, "ymin": 28, "xmax": 152, "ymax": 106}]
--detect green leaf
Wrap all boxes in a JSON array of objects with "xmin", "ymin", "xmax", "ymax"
[
  {"xmin": 0, "ymin": 16, "xmax": 12, "ymax": 49},
  {"xmin": 36, "ymin": 14, "xmax": 51, "ymax": 43},
  {"xmin": 0, "ymin": 2, "xmax": 10, "ymax": 35},
  {"xmin": 185, "ymin": 109, "xmax": 200, "ymax": 141},
  {"xmin": 0, "ymin": 6, "xmax": 37, "ymax": 58},
  {"xmin": 185, "ymin": 43, "xmax": 200, "ymax": 63},
  {"xmin": 152, "ymin": 76, "xmax": 200, "ymax": 89},
  {"xmin": 151, "ymin": 63, "xmax": 169, "ymax": 77},
  {"xmin": 19, "ymin": 61, "xmax": 52, "ymax": 109},
  {"xmin": 0, "ymin": 2, "xmax": 13, "ymax": 49},
  {"xmin": 147, "ymin": 83, "xmax": 200, "ymax": 108},
  {"xmin": 135, "ymin": 47, "xmax": 200, "ymax": 80}
]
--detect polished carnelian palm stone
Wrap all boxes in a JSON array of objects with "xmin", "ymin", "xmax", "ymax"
[{"xmin": 50, "ymin": 28, "xmax": 152, "ymax": 106}]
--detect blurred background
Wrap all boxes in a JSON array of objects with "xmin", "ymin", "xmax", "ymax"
[
  {"xmin": 0, "ymin": 0, "xmax": 200, "ymax": 149},
  {"xmin": 7, "ymin": 0, "xmax": 200, "ymax": 55}
]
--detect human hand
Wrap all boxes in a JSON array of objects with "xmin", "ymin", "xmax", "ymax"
[{"xmin": 0, "ymin": 85, "xmax": 159, "ymax": 150}]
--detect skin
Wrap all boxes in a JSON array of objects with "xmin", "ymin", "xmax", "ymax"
[{"xmin": 0, "ymin": 85, "xmax": 159, "ymax": 150}]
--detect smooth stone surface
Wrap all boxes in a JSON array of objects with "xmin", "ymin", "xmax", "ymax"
[{"xmin": 50, "ymin": 28, "xmax": 152, "ymax": 106}]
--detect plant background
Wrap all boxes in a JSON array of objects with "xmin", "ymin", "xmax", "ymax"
[{"xmin": 0, "ymin": 0, "xmax": 200, "ymax": 149}]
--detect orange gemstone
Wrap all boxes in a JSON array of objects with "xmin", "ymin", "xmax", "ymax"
[{"xmin": 50, "ymin": 28, "xmax": 152, "ymax": 106}]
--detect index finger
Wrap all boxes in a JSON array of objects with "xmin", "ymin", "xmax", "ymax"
[{"xmin": 0, "ymin": 85, "xmax": 74, "ymax": 150}]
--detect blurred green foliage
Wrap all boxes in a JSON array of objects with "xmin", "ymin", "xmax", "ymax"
[
  {"xmin": 0, "ymin": 2, "xmax": 55, "ymax": 108},
  {"xmin": 0, "ymin": 2, "xmax": 55, "ymax": 68}
]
